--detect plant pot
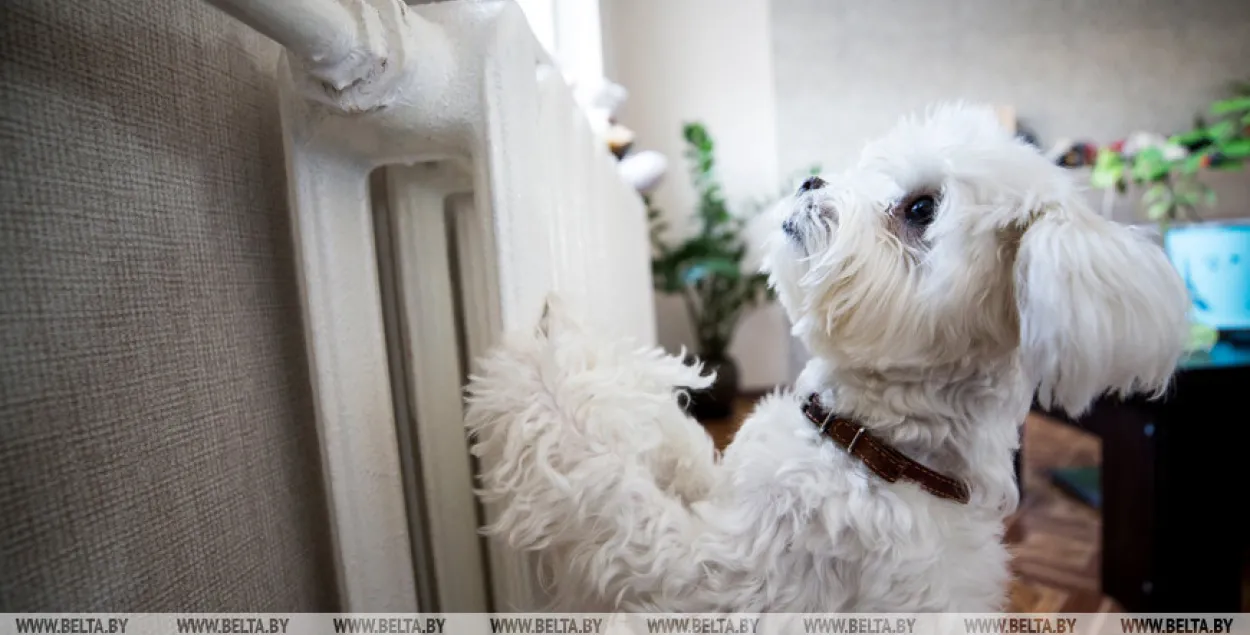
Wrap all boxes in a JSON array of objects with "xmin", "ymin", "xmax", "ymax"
[{"xmin": 684, "ymin": 354, "xmax": 739, "ymax": 421}]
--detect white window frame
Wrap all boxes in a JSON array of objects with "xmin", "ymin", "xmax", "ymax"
[{"xmin": 516, "ymin": 0, "xmax": 605, "ymax": 88}]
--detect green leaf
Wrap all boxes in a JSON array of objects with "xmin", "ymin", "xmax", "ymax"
[
  {"xmin": 1093, "ymin": 147, "xmax": 1125, "ymax": 167},
  {"xmin": 682, "ymin": 122, "xmax": 711, "ymax": 148},
  {"xmin": 1217, "ymin": 139, "xmax": 1250, "ymax": 159},
  {"xmin": 1207, "ymin": 120, "xmax": 1236, "ymax": 141},
  {"xmin": 1090, "ymin": 166, "xmax": 1121, "ymax": 188},
  {"xmin": 1134, "ymin": 146, "xmax": 1165, "ymax": 164},
  {"xmin": 1178, "ymin": 152, "xmax": 1207, "ymax": 175},
  {"xmin": 1145, "ymin": 201, "xmax": 1173, "ymax": 220},
  {"xmin": 1211, "ymin": 96, "xmax": 1250, "ymax": 116},
  {"xmin": 1131, "ymin": 152, "xmax": 1171, "ymax": 182},
  {"xmin": 1170, "ymin": 128, "xmax": 1212, "ymax": 146},
  {"xmin": 1142, "ymin": 183, "xmax": 1170, "ymax": 204},
  {"xmin": 1090, "ymin": 149, "xmax": 1125, "ymax": 188}
]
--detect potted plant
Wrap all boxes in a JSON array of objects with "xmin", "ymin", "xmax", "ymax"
[
  {"xmin": 1089, "ymin": 85, "xmax": 1250, "ymax": 231},
  {"xmin": 646, "ymin": 122, "xmax": 816, "ymax": 420},
  {"xmin": 1089, "ymin": 82, "xmax": 1250, "ymax": 348}
]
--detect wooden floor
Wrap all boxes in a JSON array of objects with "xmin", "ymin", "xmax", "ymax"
[
  {"xmin": 699, "ymin": 397, "xmax": 1118, "ymax": 612},
  {"xmin": 1007, "ymin": 412, "xmax": 1119, "ymax": 612}
]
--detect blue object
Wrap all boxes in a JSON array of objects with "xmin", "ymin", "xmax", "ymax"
[{"xmin": 1163, "ymin": 220, "xmax": 1250, "ymax": 331}]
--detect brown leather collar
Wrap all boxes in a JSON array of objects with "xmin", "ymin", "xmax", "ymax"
[{"xmin": 802, "ymin": 393, "xmax": 971, "ymax": 504}]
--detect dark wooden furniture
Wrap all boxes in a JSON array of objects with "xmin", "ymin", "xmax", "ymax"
[{"xmin": 1050, "ymin": 340, "xmax": 1250, "ymax": 612}]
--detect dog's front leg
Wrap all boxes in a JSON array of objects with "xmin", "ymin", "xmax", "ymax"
[{"xmin": 465, "ymin": 296, "xmax": 754, "ymax": 610}]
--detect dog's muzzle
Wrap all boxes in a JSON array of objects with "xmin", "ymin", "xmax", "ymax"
[
  {"xmin": 785, "ymin": 179, "xmax": 822, "ymax": 241},
  {"xmin": 784, "ymin": 179, "xmax": 827, "ymax": 242}
]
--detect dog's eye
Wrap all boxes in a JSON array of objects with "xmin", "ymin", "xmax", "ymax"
[{"xmin": 905, "ymin": 195, "xmax": 937, "ymax": 226}]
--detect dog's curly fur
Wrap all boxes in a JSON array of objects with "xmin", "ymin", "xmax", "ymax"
[{"xmin": 464, "ymin": 103, "xmax": 1189, "ymax": 612}]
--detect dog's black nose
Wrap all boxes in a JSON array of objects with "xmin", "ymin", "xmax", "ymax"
[{"xmin": 798, "ymin": 176, "xmax": 826, "ymax": 194}]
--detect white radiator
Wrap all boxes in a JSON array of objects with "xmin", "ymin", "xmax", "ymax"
[{"xmin": 201, "ymin": 0, "xmax": 657, "ymax": 613}]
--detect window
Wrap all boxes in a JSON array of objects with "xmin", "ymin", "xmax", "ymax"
[{"xmin": 515, "ymin": 0, "xmax": 603, "ymax": 87}]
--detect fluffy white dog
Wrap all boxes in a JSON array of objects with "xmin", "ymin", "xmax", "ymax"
[{"xmin": 464, "ymin": 103, "xmax": 1189, "ymax": 612}]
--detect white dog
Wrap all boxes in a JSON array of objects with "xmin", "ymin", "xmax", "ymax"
[{"xmin": 464, "ymin": 103, "xmax": 1189, "ymax": 612}]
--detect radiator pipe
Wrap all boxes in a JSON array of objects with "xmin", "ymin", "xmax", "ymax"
[{"xmin": 201, "ymin": 0, "xmax": 386, "ymax": 92}]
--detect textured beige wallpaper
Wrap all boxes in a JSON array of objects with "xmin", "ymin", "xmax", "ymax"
[
  {"xmin": 0, "ymin": 0, "xmax": 338, "ymax": 611},
  {"xmin": 770, "ymin": 0, "xmax": 1250, "ymax": 223}
]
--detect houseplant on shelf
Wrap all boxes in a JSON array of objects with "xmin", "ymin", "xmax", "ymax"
[
  {"xmin": 1089, "ymin": 83, "xmax": 1250, "ymax": 350},
  {"xmin": 646, "ymin": 122, "xmax": 817, "ymax": 420},
  {"xmin": 1089, "ymin": 84, "xmax": 1250, "ymax": 230}
]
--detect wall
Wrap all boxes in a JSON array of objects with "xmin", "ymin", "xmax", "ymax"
[
  {"xmin": 771, "ymin": 0, "xmax": 1250, "ymax": 378},
  {"xmin": 601, "ymin": 0, "xmax": 794, "ymax": 391},
  {"xmin": 0, "ymin": 0, "xmax": 337, "ymax": 610}
]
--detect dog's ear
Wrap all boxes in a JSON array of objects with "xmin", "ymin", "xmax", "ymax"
[{"xmin": 1013, "ymin": 200, "xmax": 1189, "ymax": 417}]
